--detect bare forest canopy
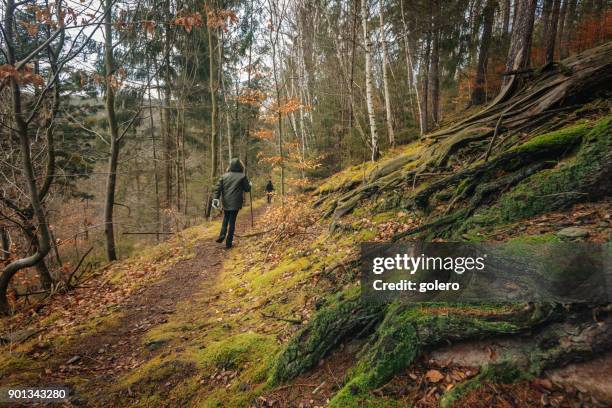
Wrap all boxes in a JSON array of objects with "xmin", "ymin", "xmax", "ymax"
[{"xmin": 0, "ymin": 0, "xmax": 610, "ymax": 316}]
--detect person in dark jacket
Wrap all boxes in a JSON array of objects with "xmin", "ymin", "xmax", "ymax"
[
  {"xmin": 212, "ymin": 158, "xmax": 251, "ymax": 248},
  {"xmin": 265, "ymin": 179, "xmax": 274, "ymax": 204}
]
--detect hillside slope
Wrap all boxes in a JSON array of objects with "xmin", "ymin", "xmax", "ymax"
[{"xmin": 0, "ymin": 44, "xmax": 610, "ymax": 408}]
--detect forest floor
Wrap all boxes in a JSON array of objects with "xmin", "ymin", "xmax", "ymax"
[{"xmin": 1, "ymin": 195, "xmax": 609, "ymax": 408}]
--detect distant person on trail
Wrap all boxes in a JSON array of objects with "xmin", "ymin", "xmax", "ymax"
[
  {"xmin": 265, "ymin": 179, "xmax": 274, "ymax": 204},
  {"xmin": 212, "ymin": 158, "xmax": 251, "ymax": 249}
]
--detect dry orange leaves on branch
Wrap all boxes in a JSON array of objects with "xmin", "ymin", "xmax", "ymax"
[
  {"xmin": 0, "ymin": 64, "xmax": 45, "ymax": 87},
  {"xmin": 174, "ymin": 12, "xmax": 202, "ymax": 33},
  {"xmin": 205, "ymin": 7, "xmax": 238, "ymax": 31}
]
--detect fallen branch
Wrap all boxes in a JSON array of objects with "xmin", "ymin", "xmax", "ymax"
[{"xmin": 66, "ymin": 246, "xmax": 93, "ymax": 288}]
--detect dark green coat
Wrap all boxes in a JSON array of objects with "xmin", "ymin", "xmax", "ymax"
[{"xmin": 213, "ymin": 159, "xmax": 251, "ymax": 211}]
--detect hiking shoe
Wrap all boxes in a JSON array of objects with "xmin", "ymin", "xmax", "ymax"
[
  {"xmin": 225, "ymin": 245, "xmax": 233, "ymax": 249},
  {"xmin": 215, "ymin": 237, "xmax": 225, "ymax": 243}
]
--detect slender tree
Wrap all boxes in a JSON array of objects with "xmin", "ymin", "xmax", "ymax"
[
  {"xmin": 361, "ymin": 0, "xmax": 379, "ymax": 160},
  {"xmin": 545, "ymin": 0, "xmax": 561, "ymax": 64},
  {"xmin": 378, "ymin": 1, "xmax": 394, "ymax": 146},
  {"xmin": 471, "ymin": 0, "xmax": 497, "ymax": 105}
]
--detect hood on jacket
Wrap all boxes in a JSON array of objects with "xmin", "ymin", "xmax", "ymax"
[{"xmin": 228, "ymin": 158, "xmax": 245, "ymax": 173}]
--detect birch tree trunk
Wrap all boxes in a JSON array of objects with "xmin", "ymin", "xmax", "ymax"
[
  {"xmin": 378, "ymin": 3, "xmax": 394, "ymax": 147},
  {"xmin": 205, "ymin": 19, "xmax": 218, "ymax": 218},
  {"xmin": 400, "ymin": 0, "xmax": 424, "ymax": 136},
  {"xmin": 361, "ymin": 0, "xmax": 379, "ymax": 161}
]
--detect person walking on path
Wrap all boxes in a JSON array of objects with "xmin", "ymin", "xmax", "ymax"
[
  {"xmin": 265, "ymin": 179, "xmax": 274, "ymax": 204},
  {"xmin": 212, "ymin": 158, "xmax": 251, "ymax": 249}
]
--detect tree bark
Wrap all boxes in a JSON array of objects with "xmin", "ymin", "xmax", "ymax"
[
  {"xmin": 421, "ymin": 34, "xmax": 431, "ymax": 133},
  {"xmin": 501, "ymin": 0, "xmax": 511, "ymax": 37},
  {"xmin": 206, "ymin": 19, "xmax": 219, "ymax": 217},
  {"xmin": 560, "ymin": 0, "xmax": 577, "ymax": 58},
  {"xmin": 163, "ymin": 0, "xmax": 174, "ymax": 211},
  {"xmin": 545, "ymin": 0, "xmax": 561, "ymax": 64},
  {"xmin": 0, "ymin": 228, "xmax": 8, "ymax": 261},
  {"xmin": 500, "ymin": 0, "xmax": 537, "ymax": 97},
  {"xmin": 556, "ymin": 0, "xmax": 568, "ymax": 53},
  {"xmin": 378, "ymin": 3, "xmax": 394, "ymax": 147},
  {"xmin": 471, "ymin": 0, "xmax": 496, "ymax": 106},
  {"xmin": 0, "ymin": 0, "xmax": 52, "ymax": 314},
  {"xmin": 103, "ymin": 0, "xmax": 120, "ymax": 262},
  {"xmin": 428, "ymin": 0, "xmax": 441, "ymax": 125},
  {"xmin": 541, "ymin": 0, "xmax": 553, "ymax": 59},
  {"xmin": 361, "ymin": 0, "xmax": 379, "ymax": 161},
  {"xmin": 400, "ymin": 0, "xmax": 424, "ymax": 136}
]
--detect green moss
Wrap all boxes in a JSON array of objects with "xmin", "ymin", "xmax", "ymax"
[
  {"xmin": 508, "ymin": 233, "xmax": 561, "ymax": 244},
  {"xmin": 465, "ymin": 116, "xmax": 610, "ymax": 227},
  {"xmin": 0, "ymin": 353, "xmax": 33, "ymax": 378},
  {"xmin": 509, "ymin": 122, "xmax": 588, "ymax": 154},
  {"xmin": 270, "ymin": 288, "xmax": 384, "ymax": 384},
  {"xmin": 197, "ymin": 332, "xmax": 276, "ymax": 371}
]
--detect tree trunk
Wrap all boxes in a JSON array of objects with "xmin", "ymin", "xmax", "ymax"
[
  {"xmin": 400, "ymin": 0, "xmax": 424, "ymax": 136},
  {"xmin": 556, "ymin": 0, "xmax": 568, "ymax": 53},
  {"xmin": 501, "ymin": 0, "xmax": 511, "ymax": 37},
  {"xmin": 545, "ymin": 0, "xmax": 561, "ymax": 64},
  {"xmin": 428, "ymin": 0, "xmax": 440, "ymax": 126},
  {"xmin": 560, "ymin": 0, "xmax": 577, "ymax": 58},
  {"xmin": 0, "ymin": 0, "xmax": 52, "ymax": 315},
  {"xmin": 471, "ymin": 0, "xmax": 496, "ymax": 106},
  {"xmin": 1, "ymin": 227, "xmax": 9, "ymax": 261},
  {"xmin": 361, "ymin": 0, "xmax": 379, "ymax": 161},
  {"xmin": 541, "ymin": 0, "xmax": 553, "ymax": 60},
  {"xmin": 378, "ymin": 4, "xmax": 394, "ymax": 147},
  {"xmin": 501, "ymin": 0, "xmax": 537, "ymax": 96},
  {"xmin": 421, "ymin": 33, "xmax": 431, "ymax": 133},
  {"xmin": 206, "ymin": 21, "xmax": 219, "ymax": 217},
  {"xmin": 103, "ymin": 0, "xmax": 120, "ymax": 262},
  {"xmin": 163, "ymin": 0, "xmax": 173, "ymax": 211}
]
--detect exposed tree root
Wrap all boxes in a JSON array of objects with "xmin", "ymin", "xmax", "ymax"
[
  {"xmin": 270, "ymin": 293, "xmax": 386, "ymax": 384},
  {"xmin": 440, "ymin": 312, "xmax": 612, "ymax": 407},
  {"xmin": 316, "ymin": 44, "xmax": 611, "ymax": 225},
  {"xmin": 325, "ymin": 302, "xmax": 562, "ymax": 406}
]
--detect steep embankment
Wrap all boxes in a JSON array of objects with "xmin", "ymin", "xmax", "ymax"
[
  {"xmin": 265, "ymin": 43, "xmax": 612, "ymax": 407},
  {"xmin": 0, "ymin": 44, "xmax": 610, "ymax": 408}
]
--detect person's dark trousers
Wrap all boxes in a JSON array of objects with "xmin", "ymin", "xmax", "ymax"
[
  {"xmin": 218, "ymin": 210, "xmax": 239, "ymax": 248},
  {"xmin": 267, "ymin": 193, "xmax": 272, "ymax": 204}
]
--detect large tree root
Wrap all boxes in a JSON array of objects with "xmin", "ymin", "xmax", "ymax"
[
  {"xmin": 411, "ymin": 122, "xmax": 589, "ymax": 211},
  {"xmin": 393, "ymin": 116, "xmax": 610, "ymax": 239},
  {"xmin": 325, "ymin": 302, "xmax": 562, "ymax": 406},
  {"xmin": 440, "ymin": 312, "xmax": 612, "ymax": 407},
  {"xmin": 269, "ymin": 292, "xmax": 386, "ymax": 384}
]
